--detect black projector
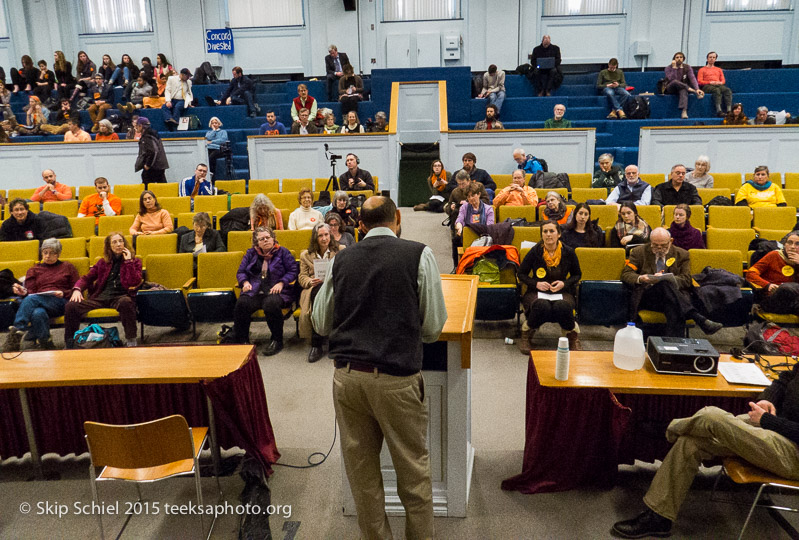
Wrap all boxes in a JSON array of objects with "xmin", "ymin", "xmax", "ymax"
[{"xmin": 647, "ymin": 337, "xmax": 720, "ymax": 376}]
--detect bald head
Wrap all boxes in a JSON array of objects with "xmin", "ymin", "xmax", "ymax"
[
  {"xmin": 42, "ymin": 169, "xmax": 56, "ymax": 185},
  {"xmin": 650, "ymin": 227, "xmax": 672, "ymax": 257},
  {"xmin": 650, "ymin": 228, "xmax": 671, "ymax": 242},
  {"xmin": 360, "ymin": 196, "xmax": 400, "ymax": 232}
]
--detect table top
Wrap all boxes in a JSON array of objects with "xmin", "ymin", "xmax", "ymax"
[
  {"xmin": 438, "ymin": 275, "xmax": 478, "ymax": 369},
  {"xmin": 532, "ymin": 351, "xmax": 767, "ymax": 397},
  {"xmin": 0, "ymin": 345, "xmax": 253, "ymax": 389}
]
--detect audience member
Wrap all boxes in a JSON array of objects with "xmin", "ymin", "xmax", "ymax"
[
  {"xmin": 540, "ymin": 191, "xmax": 571, "ymax": 224},
  {"xmin": 289, "ymin": 188, "xmax": 324, "ymax": 230},
  {"xmin": 122, "ymin": 75, "xmax": 152, "ymax": 110},
  {"xmin": 129, "ymin": 190, "xmax": 173, "ymax": 236},
  {"xmin": 178, "ymin": 212, "xmax": 225, "ymax": 270},
  {"xmin": 97, "ymin": 54, "xmax": 119, "ymax": 85},
  {"xmin": 328, "ymin": 191, "xmax": 359, "ymax": 233},
  {"xmin": 338, "ymin": 64, "xmax": 363, "ymax": 115},
  {"xmin": 250, "ymin": 194, "xmax": 284, "ymax": 230},
  {"xmin": 87, "ymin": 73, "xmax": 114, "ymax": 133},
  {"xmin": 290, "ymin": 83, "xmax": 318, "ymax": 123},
  {"xmin": 233, "ymin": 226, "xmax": 298, "ymax": 355},
  {"xmin": 70, "ymin": 50, "xmax": 97, "ymax": 102},
  {"xmin": 749, "ymin": 106, "xmax": 773, "ymax": 125},
  {"xmin": 446, "ymin": 170, "xmax": 490, "ymax": 267},
  {"xmin": 735, "ymin": 165, "xmax": 787, "ymax": 208},
  {"xmin": 2, "ymin": 238, "xmax": 79, "ymax": 352},
  {"xmin": 95, "ymin": 119, "xmax": 119, "ymax": 141},
  {"xmin": 325, "ymin": 212, "xmax": 355, "ymax": 247},
  {"xmin": 139, "ymin": 56, "xmax": 156, "ymax": 88},
  {"xmin": 513, "ymin": 148, "xmax": 544, "ymax": 175},
  {"xmin": 597, "ymin": 58, "xmax": 630, "ymax": 119},
  {"xmin": 78, "ymin": 176, "xmax": 121, "ymax": 226},
  {"xmin": 592, "ymin": 153, "xmax": 623, "ymax": 191},
  {"xmin": 531, "ymin": 35, "xmax": 562, "ymax": 97},
  {"xmin": 478, "ymin": 64, "xmax": 506, "ymax": 114},
  {"xmin": 64, "ymin": 232, "xmax": 142, "ymax": 348},
  {"xmin": 179, "ymin": 163, "xmax": 215, "ymax": 199},
  {"xmin": 63, "ymin": 117, "xmax": 91, "ymax": 142},
  {"xmin": 544, "ymin": 104, "xmax": 571, "ymax": 128},
  {"xmin": 39, "ymin": 98, "xmax": 75, "ymax": 135},
  {"xmin": 10, "ymin": 55, "xmax": 36, "ymax": 93},
  {"xmin": 697, "ymin": 51, "xmax": 732, "ymax": 117},
  {"xmin": 215, "ymin": 66, "xmax": 258, "ymax": 117},
  {"xmin": 562, "ymin": 203, "xmax": 604, "ymax": 248},
  {"xmin": 664, "ymin": 52, "xmax": 704, "ymax": 119},
  {"xmin": 449, "ymin": 152, "xmax": 496, "ymax": 199},
  {"xmin": 0, "ymin": 80, "xmax": 12, "ymax": 121},
  {"xmin": 610, "ymin": 202, "xmax": 651, "ymax": 249},
  {"xmin": 723, "ymin": 102, "xmax": 748, "ymax": 125},
  {"xmin": 162, "ymin": 68, "xmax": 194, "ymax": 130},
  {"xmin": 320, "ymin": 110, "xmax": 339, "ymax": 134},
  {"xmin": 651, "ymin": 164, "xmax": 702, "ymax": 206},
  {"xmin": 0, "ymin": 199, "xmax": 42, "ymax": 241},
  {"xmin": 414, "ymin": 159, "xmax": 451, "ymax": 212},
  {"xmin": 31, "ymin": 169, "xmax": 73, "ymax": 202},
  {"xmin": 112, "ymin": 54, "xmax": 140, "ymax": 90},
  {"xmin": 606, "ymin": 165, "xmax": 652, "ymax": 208},
  {"xmin": 684, "ymin": 155, "xmax": 714, "ymax": 188},
  {"xmin": 32, "ymin": 59, "xmax": 55, "ymax": 103},
  {"xmin": 339, "ymin": 110, "xmax": 365, "ymax": 134},
  {"xmin": 493, "ymin": 169, "xmax": 538, "ymax": 207},
  {"xmin": 53, "ymin": 50, "xmax": 76, "ymax": 101},
  {"xmin": 455, "ymin": 182, "xmax": 495, "ymax": 242},
  {"xmin": 290, "ymin": 107, "xmax": 319, "ymax": 134},
  {"xmin": 299, "ymin": 222, "xmax": 342, "ymax": 363},
  {"xmin": 154, "ymin": 53, "xmax": 173, "ymax": 96},
  {"xmin": 325, "ymin": 44, "xmax": 350, "ymax": 101},
  {"xmin": 339, "ymin": 153, "xmax": 375, "ymax": 192},
  {"xmin": 668, "ymin": 203, "xmax": 705, "ymax": 250},
  {"xmin": 518, "ymin": 220, "xmax": 582, "ymax": 353},
  {"xmin": 134, "ymin": 117, "xmax": 169, "ymax": 187},
  {"xmin": 367, "ymin": 111, "xmax": 388, "ymax": 132},
  {"xmin": 12, "ymin": 96, "xmax": 48, "ymax": 135},
  {"xmin": 259, "ymin": 110, "xmax": 287, "ymax": 135},
  {"xmin": 474, "ymin": 104, "xmax": 504, "ymax": 130},
  {"xmin": 746, "ymin": 230, "xmax": 799, "ymax": 315},
  {"xmin": 204, "ymin": 116, "xmax": 229, "ymax": 179}
]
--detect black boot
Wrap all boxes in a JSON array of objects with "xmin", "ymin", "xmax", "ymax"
[
  {"xmin": 612, "ymin": 509, "xmax": 672, "ymax": 538},
  {"xmin": 694, "ymin": 314, "xmax": 723, "ymax": 335}
]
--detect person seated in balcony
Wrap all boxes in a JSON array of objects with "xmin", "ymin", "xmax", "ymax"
[
  {"xmin": 64, "ymin": 232, "xmax": 142, "ymax": 348},
  {"xmin": 259, "ymin": 110, "xmax": 287, "ymax": 136},
  {"xmin": 78, "ymin": 176, "xmax": 122, "ymax": 227},
  {"xmin": 39, "ymin": 98, "xmax": 76, "ymax": 136},
  {"xmin": 162, "ymin": 68, "xmax": 194, "ymax": 130},
  {"xmin": 178, "ymin": 212, "xmax": 225, "ymax": 270},
  {"xmin": 53, "ymin": 51, "xmax": 76, "ymax": 101},
  {"xmin": 325, "ymin": 212, "xmax": 355, "ymax": 247},
  {"xmin": 338, "ymin": 153, "xmax": 375, "ymax": 192},
  {"xmin": 299, "ymin": 222, "xmax": 343, "ymax": 363},
  {"xmin": 112, "ymin": 54, "xmax": 140, "ymax": 90},
  {"xmin": 592, "ymin": 153, "xmax": 623, "ymax": 191},
  {"xmin": 2, "ymin": 238, "xmax": 80, "ymax": 352},
  {"xmin": 735, "ymin": 165, "xmax": 787, "ymax": 208},
  {"xmin": 544, "ymin": 104, "xmax": 572, "ymax": 129},
  {"xmin": 723, "ymin": 102, "xmax": 748, "ymax": 125},
  {"xmin": 606, "ymin": 165, "xmax": 652, "ymax": 209},
  {"xmin": 474, "ymin": 104, "xmax": 503, "ymax": 130},
  {"xmin": 179, "ymin": 163, "xmax": 215, "ymax": 200},
  {"xmin": 697, "ymin": 51, "xmax": 732, "ymax": 118},
  {"xmin": 9, "ymin": 96, "xmax": 48, "ymax": 136},
  {"xmin": 746, "ymin": 230, "xmax": 799, "ymax": 315},
  {"xmin": 448, "ymin": 152, "xmax": 496, "ymax": 200},
  {"xmin": 290, "ymin": 107, "xmax": 319, "ymax": 135},
  {"xmin": 232, "ymin": 226, "xmax": 298, "ymax": 356},
  {"xmin": 120, "ymin": 75, "xmax": 152, "ymax": 111},
  {"xmin": 31, "ymin": 169, "xmax": 73, "ymax": 203},
  {"xmin": 367, "ymin": 111, "xmax": 388, "ymax": 132},
  {"xmin": 338, "ymin": 64, "xmax": 363, "ymax": 116},
  {"xmin": 684, "ymin": 155, "xmax": 714, "ymax": 188},
  {"xmin": 493, "ymin": 169, "xmax": 538, "ymax": 207},
  {"xmin": 69, "ymin": 51, "xmax": 97, "ymax": 102},
  {"xmin": 668, "ymin": 203, "xmax": 704, "ymax": 250},
  {"xmin": 513, "ymin": 148, "xmax": 544, "ymax": 175},
  {"xmin": 651, "ymin": 164, "xmax": 702, "ymax": 207},
  {"xmin": 97, "ymin": 55, "xmax": 119, "ymax": 86},
  {"xmin": 250, "ymin": 194, "xmax": 284, "ymax": 231},
  {"xmin": 32, "ymin": 59, "xmax": 55, "ymax": 103},
  {"xmin": 477, "ymin": 64, "xmax": 506, "ymax": 115},
  {"xmin": 204, "ymin": 116, "xmax": 229, "ymax": 179},
  {"xmin": 0, "ymin": 199, "xmax": 43, "ymax": 241},
  {"xmin": 597, "ymin": 58, "xmax": 630, "ymax": 119},
  {"xmin": 87, "ymin": 73, "xmax": 114, "ymax": 133},
  {"xmin": 290, "ymin": 83, "xmax": 319, "ymax": 124},
  {"xmin": 664, "ymin": 52, "xmax": 704, "ymax": 119},
  {"xmin": 540, "ymin": 191, "xmax": 571, "ymax": 224},
  {"xmin": 320, "ymin": 110, "xmax": 339, "ymax": 134},
  {"xmin": 10, "ymin": 55, "xmax": 37, "ymax": 93},
  {"xmin": 339, "ymin": 110, "xmax": 365, "ymax": 134},
  {"xmin": 289, "ymin": 188, "xmax": 324, "ymax": 230},
  {"xmin": 129, "ymin": 190, "xmax": 174, "ymax": 237},
  {"xmin": 531, "ymin": 35, "xmax": 561, "ymax": 97},
  {"xmin": 610, "ymin": 202, "xmax": 651, "ymax": 249},
  {"xmin": 95, "ymin": 119, "xmax": 119, "ymax": 141},
  {"xmin": 561, "ymin": 203, "xmax": 604, "ymax": 249},
  {"xmin": 454, "ymin": 183, "xmax": 495, "ymax": 250},
  {"xmin": 63, "ymin": 117, "xmax": 91, "ymax": 142},
  {"xmin": 749, "ymin": 106, "xmax": 775, "ymax": 125},
  {"xmin": 215, "ymin": 66, "xmax": 258, "ymax": 118},
  {"xmin": 414, "ymin": 159, "xmax": 452, "ymax": 213}
]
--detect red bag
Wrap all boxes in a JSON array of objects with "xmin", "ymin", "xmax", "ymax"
[{"xmin": 763, "ymin": 323, "xmax": 799, "ymax": 356}]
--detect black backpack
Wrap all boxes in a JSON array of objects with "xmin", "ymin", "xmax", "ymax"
[
  {"xmin": 704, "ymin": 196, "xmax": 733, "ymax": 211},
  {"xmin": 527, "ymin": 154, "xmax": 548, "ymax": 173},
  {"xmin": 529, "ymin": 171, "xmax": 570, "ymax": 192},
  {"xmin": 623, "ymin": 96, "xmax": 650, "ymax": 119}
]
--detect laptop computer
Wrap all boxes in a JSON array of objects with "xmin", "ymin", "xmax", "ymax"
[{"xmin": 537, "ymin": 57, "xmax": 556, "ymax": 70}]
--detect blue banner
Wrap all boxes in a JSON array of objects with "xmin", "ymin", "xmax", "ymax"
[{"xmin": 206, "ymin": 28, "xmax": 234, "ymax": 55}]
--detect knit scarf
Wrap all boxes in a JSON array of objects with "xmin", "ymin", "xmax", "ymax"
[
  {"xmin": 614, "ymin": 217, "xmax": 647, "ymax": 240},
  {"xmin": 544, "ymin": 201, "xmax": 567, "ymax": 222},
  {"xmin": 746, "ymin": 180, "xmax": 772, "ymax": 191},
  {"xmin": 430, "ymin": 169, "xmax": 448, "ymax": 192},
  {"xmin": 255, "ymin": 242, "xmax": 281, "ymax": 276},
  {"xmin": 542, "ymin": 242, "xmax": 562, "ymax": 268},
  {"xmin": 668, "ymin": 221, "xmax": 703, "ymax": 250}
]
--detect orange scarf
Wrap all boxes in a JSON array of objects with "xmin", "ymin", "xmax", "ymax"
[
  {"xmin": 542, "ymin": 242, "xmax": 562, "ymax": 268},
  {"xmin": 430, "ymin": 169, "xmax": 448, "ymax": 192}
]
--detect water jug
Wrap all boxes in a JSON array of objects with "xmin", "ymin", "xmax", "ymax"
[{"xmin": 613, "ymin": 323, "xmax": 646, "ymax": 371}]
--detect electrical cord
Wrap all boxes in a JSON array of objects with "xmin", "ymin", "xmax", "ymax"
[
  {"xmin": 731, "ymin": 341, "xmax": 797, "ymax": 380},
  {"xmin": 272, "ymin": 415, "xmax": 338, "ymax": 470}
]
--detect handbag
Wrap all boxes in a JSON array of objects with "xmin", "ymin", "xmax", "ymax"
[{"xmin": 73, "ymin": 324, "xmax": 124, "ymax": 348}]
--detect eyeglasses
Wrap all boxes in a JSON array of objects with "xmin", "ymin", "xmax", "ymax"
[{"xmin": 257, "ymin": 236, "xmax": 273, "ymax": 242}]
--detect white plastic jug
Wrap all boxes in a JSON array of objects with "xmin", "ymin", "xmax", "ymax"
[{"xmin": 613, "ymin": 322, "xmax": 646, "ymax": 371}]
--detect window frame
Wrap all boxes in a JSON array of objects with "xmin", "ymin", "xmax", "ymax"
[
  {"xmin": 77, "ymin": 0, "xmax": 154, "ymax": 36},
  {"xmin": 226, "ymin": 0, "xmax": 306, "ymax": 29},
  {"xmin": 706, "ymin": 0, "xmax": 792, "ymax": 13},
  {"xmin": 381, "ymin": 0, "xmax": 462, "ymax": 23},
  {"xmin": 542, "ymin": 0, "xmax": 625, "ymax": 18}
]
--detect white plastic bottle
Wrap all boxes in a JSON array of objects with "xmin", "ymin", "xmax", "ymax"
[
  {"xmin": 555, "ymin": 336, "xmax": 570, "ymax": 381},
  {"xmin": 613, "ymin": 322, "xmax": 646, "ymax": 371}
]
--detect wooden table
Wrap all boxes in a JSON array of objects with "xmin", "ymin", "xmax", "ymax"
[
  {"xmin": 502, "ymin": 351, "xmax": 769, "ymax": 494},
  {"xmin": 341, "ymin": 274, "xmax": 479, "ymax": 518},
  {"xmin": 0, "ymin": 345, "xmax": 257, "ymax": 479}
]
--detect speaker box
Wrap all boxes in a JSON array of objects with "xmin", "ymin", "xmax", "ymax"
[{"xmin": 343, "ymin": 0, "xmax": 356, "ymax": 11}]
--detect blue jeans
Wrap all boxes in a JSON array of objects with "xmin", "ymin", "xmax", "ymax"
[
  {"xmin": 162, "ymin": 99, "xmax": 186, "ymax": 123},
  {"xmin": 602, "ymin": 86, "xmax": 630, "ymax": 111},
  {"xmin": 13, "ymin": 294, "xmax": 67, "ymax": 341},
  {"xmin": 110, "ymin": 66, "xmax": 130, "ymax": 86},
  {"xmin": 487, "ymin": 90, "xmax": 506, "ymax": 113}
]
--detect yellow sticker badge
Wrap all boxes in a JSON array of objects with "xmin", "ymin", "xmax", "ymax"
[
  {"xmin": 666, "ymin": 257, "xmax": 676, "ymax": 267},
  {"xmin": 783, "ymin": 265, "xmax": 795, "ymax": 277},
  {"xmin": 536, "ymin": 267, "xmax": 547, "ymax": 278}
]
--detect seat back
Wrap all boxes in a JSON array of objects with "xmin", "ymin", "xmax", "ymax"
[
  {"xmin": 698, "ymin": 188, "xmax": 731, "ymax": 205},
  {"xmin": 0, "ymin": 240, "xmax": 39, "ymax": 262},
  {"xmin": 176, "ymin": 212, "xmax": 197, "ymax": 228},
  {"xmin": 230, "ymin": 193, "xmax": 257, "ymax": 210},
  {"xmin": 754, "ymin": 229, "xmax": 791, "ymax": 242},
  {"xmin": 492, "ymin": 174, "xmax": 513, "ymax": 191},
  {"xmin": 215, "ymin": 179, "xmax": 246, "ymax": 194},
  {"xmin": 534, "ymin": 188, "xmax": 568, "ymax": 202},
  {"xmin": 68, "ymin": 217, "xmax": 97, "ymax": 237},
  {"xmin": 782, "ymin": 189, "xmax": 799, "ymax": 209},
  {"xmin": 639, "ymin": 173, "xmax": 665, "ymax": 186},
  {"xmin": 637, "ymin": 205, "xmax": 663, "ymax": 229},
  {"xmin": 114, "ymin": 184, "xmax": 143, "ymax": 199},
  {"xmin": 745, "ymin": 171, "xmax": 781, "ymax": 184},
  {"xmin": 120, "ymin": 198, "xmax": 140, "ymax": 215},
  {"xmin": 248, "ymin": 179, "xmax": 279, "ymax": 194},
  {"xmin": 785, "ymin": 173, "xmax": 799, "ymax": 190},
  {"xmin": 496, "ymin": 205, "xmax": 536, "ymax": 223},
  {"xmin": 269, "ymin": 192, "xmax": 301, "ymax": 210},
  {"xmin": 8, "ymin": 188, "xmax": 37, "ymax": 200},
  {"xmin": 227, "ymin": 231, "xmax": 253, "ymax": 254},
  {"xmin": 77, "ymin": 185, "xmax": 97, "ymax": 198},
  {"xmin": 59, "ymin": 237, "xmax": 88, "ymax": 258},
  {"xmin": 705, "ymin": 228, "xmax": 757, "ymax": 264},
  {"xmin": 1, "ymin": 259, "xmax": 35, "ymax": 278},
  {"xmin": 689, "ymin": 249, "xmax": 743, "ymax": 276},
  {"xmin": 158, "ymin": 197, "xmax": 191, "ymax": 217},
  {"xmin": 663, "ymin": 205, "xmax": 705, "ymax": 230},
  {"xmin": 569, "ymin": 173, "xmax": 591, "ymax": 189},
  {"xmin": 149, "ymin": 183, "xmax": 179, "ymax": 198},
  {"xmin": 511, "ymin": 227, "xmax": 541, "ymax": 255},
  {"xmin": 98, "ymin": 215, "xmax": 136, "ymax": 237},
  {"xmin": 42, "ymin": 200, "xmax": 79, "ymax": 218},
  {"xmin": 88, "ymin": 235, "xmax": 133, "ymax": 261},
  {"xmin": 753, "ymin": 206, "xmax": 796, "ymax": 230},
  {"xmin": 275, "ymin": 229, "xmax": 312, "ymax": 259},
  {"xmin": 145, "ymin": 253, "xmax": 194, "ymax": 288},
  {"xmin": 711, "ymin": 173, "xmax": 743, "ymax": 195},
  {"xmin": 591, "ymin": 204, "xmax": 622, "ymax": 229},
  {"xmin": 708, "ymin": 206, "xmax": 752, "ymax": 229},
  {"xmin": 62, "ymin": 257, "xmax": 91, "ymax": 276},
  {"xmin": 576, "ymin": 247, "xmax": 627, "ymax": 281},
  {"xmin": 281, "ymin": 178, "xmax": 313, "ymax": 192},
  {"xmin": 571, "ymin": 188, "xmax": 607, "ymax": 203},
  {"xmin": 84, "ymin": 415, "xmax": 194, "ymax": 469},
  {"xmin": 136, "ymin": 234, "xmax": 178, "ymax": 261},
  {"xmin": 194, "ymin": 195, "xmax": 229, "ymax": 213},
  {"xmin": 196, "ymin": 251, "xmax": 243, "ymax": 288}
]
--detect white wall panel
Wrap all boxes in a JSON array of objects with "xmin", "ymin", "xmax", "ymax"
[{"xmin": 543, "ymin": 18, "xmax": 625, "ymax": 63}]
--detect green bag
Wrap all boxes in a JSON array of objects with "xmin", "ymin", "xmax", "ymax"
[{"xmin": 471, "ymin": 258, "xmax": 500, "ymax": 285}]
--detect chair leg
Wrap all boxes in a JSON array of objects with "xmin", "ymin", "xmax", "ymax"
[
  {"xmin": 739, "ymin": 484, "xmax": 768, "ymax": 540},
  {"xmin": 89, "ymin": 468, "xmax": 105, "ymax": 540},
  {"xmin": 194, "ymin": 460, "xmax": 205, "ymax": 539}
]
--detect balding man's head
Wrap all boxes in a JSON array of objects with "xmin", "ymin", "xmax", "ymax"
[
  {"xmin": 42, "ymin": 170, "xmax": 56, "ymax": 184},
  {"xmin": 650, "ymin": 227, "xmax": 672, "ymax": 256},
  {"xmin": 360, "ymin": 196, "xmax": 400, "ymax": 232}
]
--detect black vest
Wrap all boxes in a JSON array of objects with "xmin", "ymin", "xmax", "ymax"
[{"xmin": 330, "ymin": 234, "xmax": 426, "ymax": 371}]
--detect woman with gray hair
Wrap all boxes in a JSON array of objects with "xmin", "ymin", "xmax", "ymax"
[
  {"xmin": 179, "ymin": 212, "xmax": 225, "ymax": 268},
  {"xmin": 2, "ymin": 238, "xmax": 80, "ymax": 352},
  {"xmin": 95, "ymin": 118, "xmax": 119, "ymax": 141},
  {"xmin": 205, "ymin": 116, "xmax": 228, "ymax": 179},
  {"xmin": 249, "ymin": 193, "xmax": 284, "ymax": 230},
  {"xmin": 684, "ymin": 155, "xmax": 713, "ymax": 188},
  {"xmin": 328, "ymin": 190, "xmax": 358, "ymax": 233}
]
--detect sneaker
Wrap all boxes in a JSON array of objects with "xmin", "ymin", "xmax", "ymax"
[
  {"xmin": 3, "ymin": 327, "xmax": 23, "ymax": 353},
  {"xmin": 617, "ymin": 110, "xmax": 627, "ymax": 119},
  {"xmin": 254, "ymin": 103, "xmax": 262, "ymax": 114},
  {"xmin": 607, "ymin": 110, "xmax": 618, "ymax": 119},
  {"xmin": 681, "ymin": 110, "xmax": 689, "ymax": 119}
]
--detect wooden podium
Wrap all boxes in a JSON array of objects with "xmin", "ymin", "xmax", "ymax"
[{"xmin": 342, "ymin": 274, "xmax": 478, "ymax": 517}]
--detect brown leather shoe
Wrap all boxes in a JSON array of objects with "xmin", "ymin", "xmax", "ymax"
[
  {"xmin": 566, "ymin": 330, "xmax": 582, "ymax": 351},
  {"xmin": 518, "ymin": 329, "xmax": 534, "ymax": 355}
]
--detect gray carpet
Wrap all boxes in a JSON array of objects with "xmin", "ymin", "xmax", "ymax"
[{"xmin": 2, "ymin": 208, "xmax": 797, "ymax": 539}]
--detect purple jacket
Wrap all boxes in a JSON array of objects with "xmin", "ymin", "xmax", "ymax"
[
  {"xmin": 665, "ymin": 64, "xmax": 698, "ymax": 90},
  {"xmin": 237, "ymin": 246, "xmax": 298, "ymax": 304},
  {"xmin": 74, "ymin": 256, "xmax": 143, "ymax": 300}
]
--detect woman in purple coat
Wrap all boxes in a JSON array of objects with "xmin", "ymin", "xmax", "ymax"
[
  {"xmin": 233, "ymin": 226, "xmax": 298, "ymax": 355},
  {"xmin": 668, "ymin": 204, "xmax": 705, "ymax": 250}
]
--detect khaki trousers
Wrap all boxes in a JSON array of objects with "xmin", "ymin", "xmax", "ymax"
[
  {"xmin": 333, "ymin": 367, "xmax": 434, "ymax": 540},
  {"xmin": 39, "ymin": 124, "xmax": 70, "ymax": 135},
  {"xmin": 644, "ymin": 406, "xmax": 799, "ymax": 521}
]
